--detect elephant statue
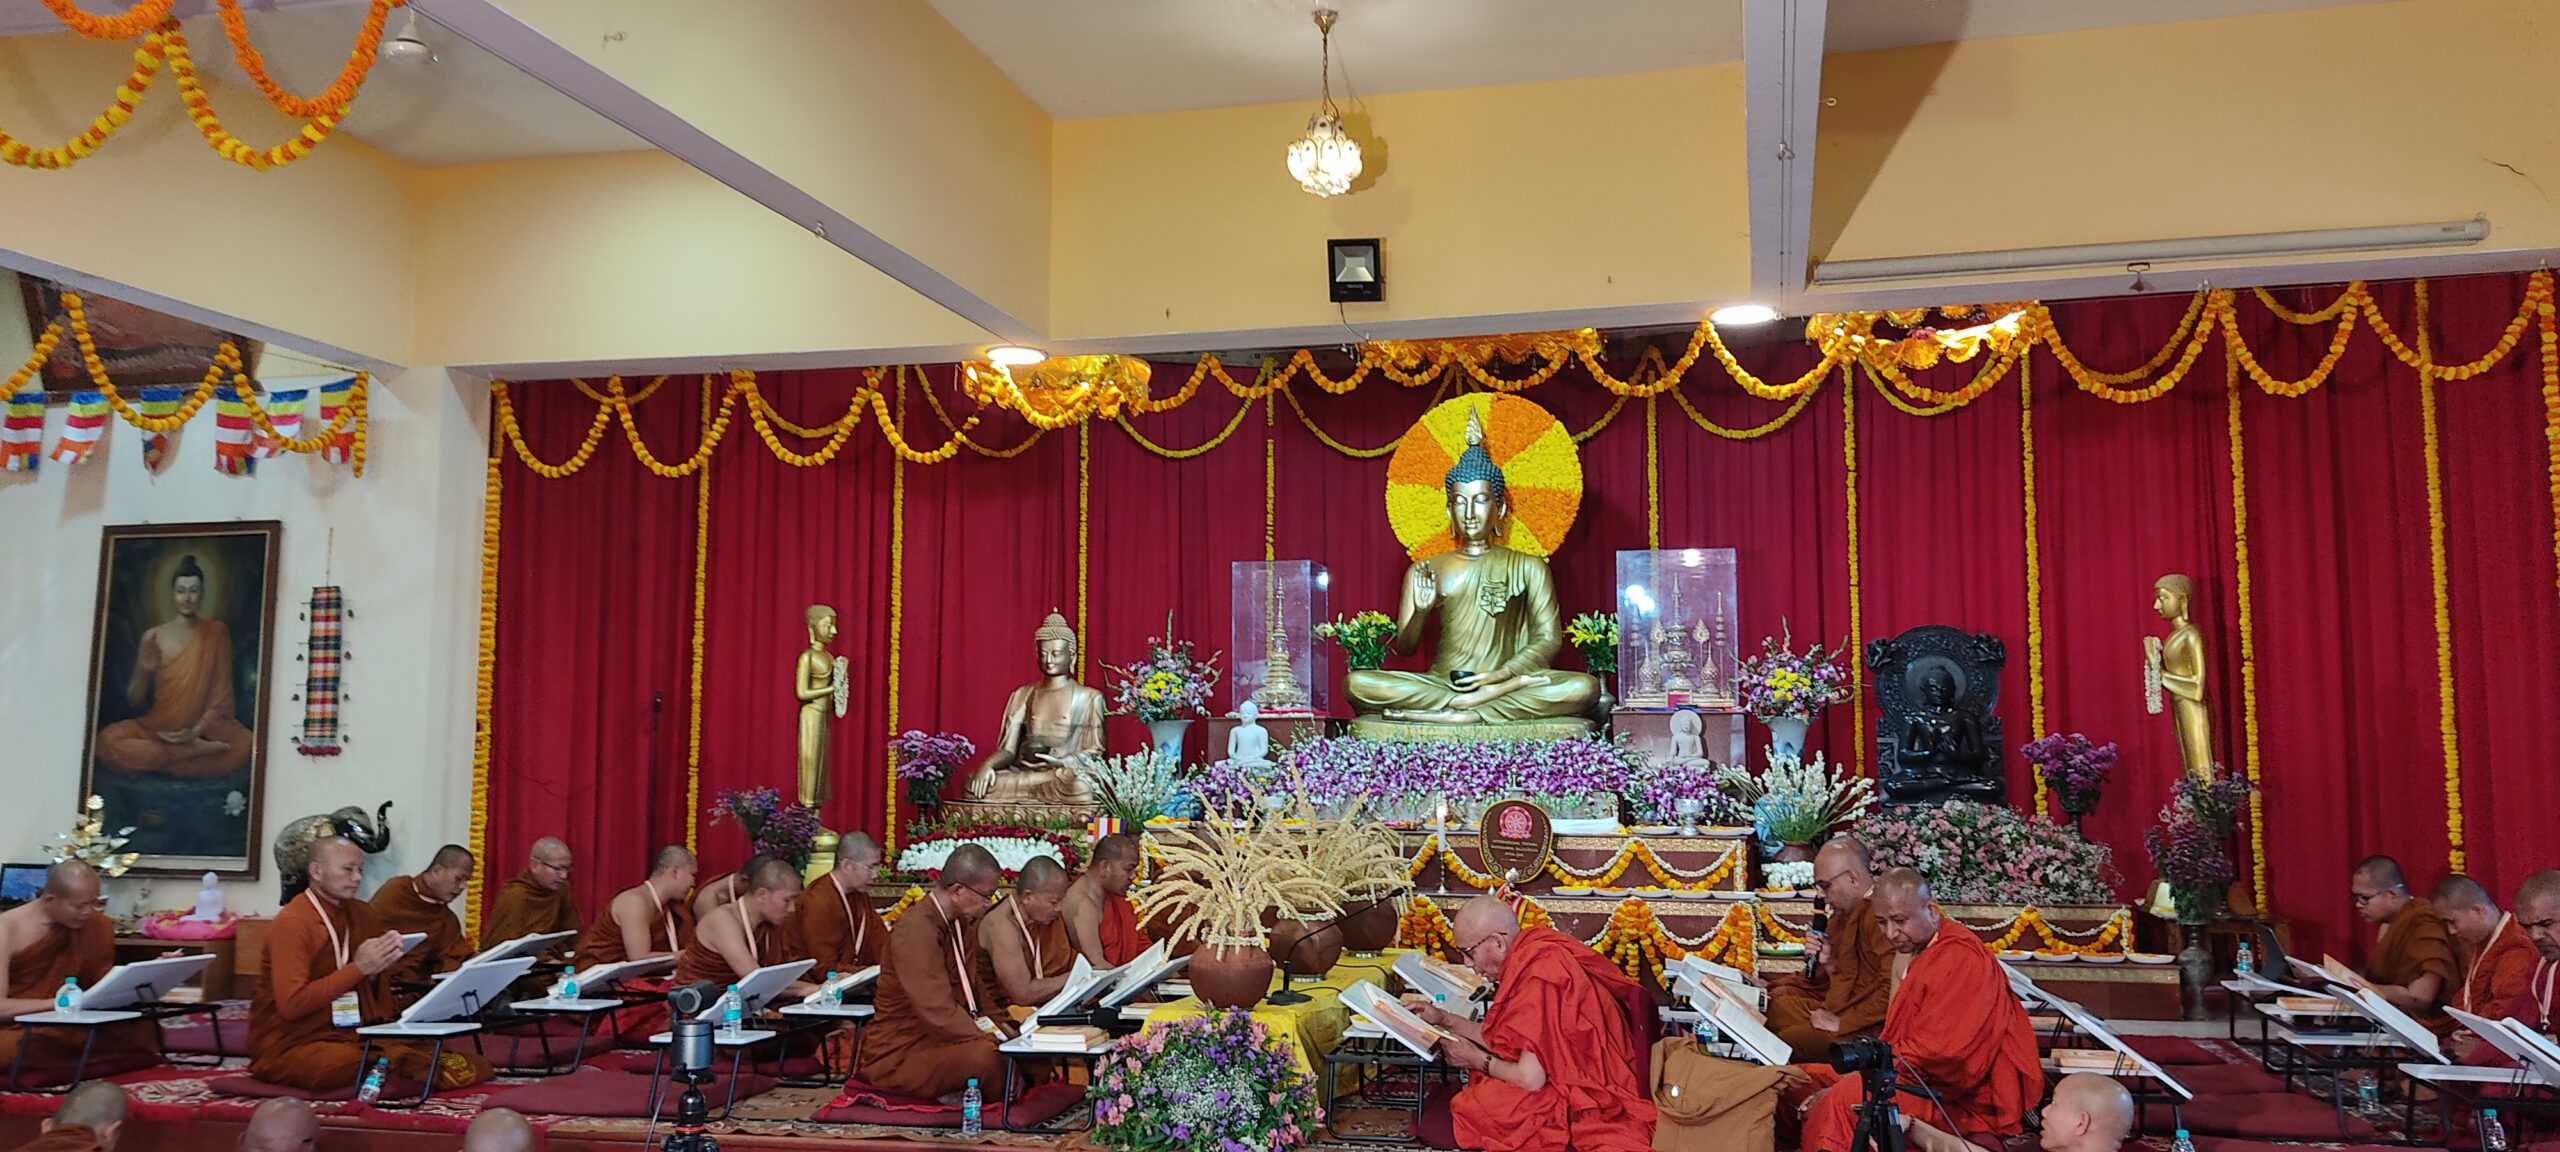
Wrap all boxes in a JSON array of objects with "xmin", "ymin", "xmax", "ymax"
[{"xmin": 272, "ymin": 802, "xmax": 394, "ymax": 901}]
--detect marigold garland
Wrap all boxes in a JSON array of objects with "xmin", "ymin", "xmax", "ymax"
[
  {"xmin": 1669, "ymin": 380, "xmax": 1819, "ymax": 440},
  {"xmin": 1842, "ymin": 364, "xmax": 1867, "ymax": 764},
  {"xmin": 0, "ymin": 34, "xmax": 163, "ymax": 169},
  {"xmin": 2411, "ymin": 287, "xmax": 2467, "ymax": 873},
  {"xmin": 40, "ymin": 0, "xmax": 174, "ymax": 39},
  {"xmin": 216, "ymin": 0, "xmax": 400, "ymax": 120},
  {"xmin": 465, "ymin": 430, "xmax": 501, "ymax": 941},
  {"xmin": 876, "ymin": 885, "xmax": 925, "ymax": 926},
  {"xmin": 4, "ymin": 325, "xmax": 65, "ymax": 393},
  {"xmin": 1644, "ymin": 393, "xmax": 1662, "ymax": 548},
  {"xmin": 165, "ymin": 25, "xmax": 343, "ymax": 171},
  {"xmin": 2021, "ymin": 356, "xmax": 2050, "ymax": 814},
  {"xmin": 684, "ymin": 376, "xmax": 712, "ymax": 853},
  {"xmin": 884, "ymin": 379, "xmax": 910, "ymax": 857},
  {"xmin": 2225, "ymin": 348, "xmax": 2270, "ymax": 914},
  {"xmin": 2542, "ymin": 298, "xmax": 2560, "ymax": 675}
]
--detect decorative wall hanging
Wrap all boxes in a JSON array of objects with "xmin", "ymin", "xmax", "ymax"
[{"xmin": 293, "ymin": 584, "xmax": 346, "ymax": 756}]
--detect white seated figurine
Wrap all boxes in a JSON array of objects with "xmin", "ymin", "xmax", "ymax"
[
  {"xmin": 1225, "ymin": 699, "xmax": 1274, "ymax": 771},
  {"xmin": 187, "ymin": 871, "xmax": 224, "ymax": 921},
  {"xmin": 1666, "ymin": 708, "xmax": 1710, "ymax": 766}
]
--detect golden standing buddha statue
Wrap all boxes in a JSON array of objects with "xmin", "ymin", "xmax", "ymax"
[
  {"xmin": 796, "ymin": 604, "xmax": 840, "ymax": 807},
  {"xmin": 1344, "ymin": 411, "xmax": 1599, "ymax": 727},
  {"xmin": 959, "ymin": 611, "xmax": 1103, "ymax": 806},
  {"xmin": 2145, "ymin": 573, "xmax": 2216, "ymax": 778}
]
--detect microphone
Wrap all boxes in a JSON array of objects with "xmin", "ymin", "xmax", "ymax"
[{"xmin": 1269, "ymin": 887, "xmax": 1408, "ymax": 1006}]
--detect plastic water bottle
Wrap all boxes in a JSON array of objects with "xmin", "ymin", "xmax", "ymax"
[
  {"xmin": 2234, "ymin": 940, "xmax": 2255, "ymax": 977},
  {"xmin": 54, "ymin": 976, "xmax": 81, "ymax": 1013},
  {"xmin": 719, "ymin": 984, "xmax": 744, "ymax": 1039},
  {"xmin": 821, "ymin": 972, "xmax": 841, "ymax": 1006},
  {"xmin": 2170, "ymin": 1129, "xmax": 2195, "ymax": 1152},
  {"xmin": 959, "ymin": 1078, "xmax": 983, "ymax": 1135},
  {"xmin": 355, "ymin": 1058, "xmax": 389, "ymax": 1104},
  {"xmin": 2357, "ymin": 1070, "xmax": 2381, "ymax": 1109},
  {"xmin": 2481, "ymin": 1109, "xmax": 2508, "ymax": 1152},
  {"xmin": 1692, "ymin": 1012, "xmax": 1720, "ymax": 1054},
  {"xmin": 553, "ymin": 972, "xmax": 580, "ymax": 1002}
]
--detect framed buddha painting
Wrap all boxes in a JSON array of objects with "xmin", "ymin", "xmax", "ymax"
[{"xmin": 78, "ymin": 521, "xmax": 280, "ymax": 876}]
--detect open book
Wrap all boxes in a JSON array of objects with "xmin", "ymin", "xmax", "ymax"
[
  {"xmin": 561, "ymin": 956, "xmax": 674, "ymax": 994},
  {"xmin": 1670, "ymin": 955, "xmax": 1768, "ymax": 1013},
  {"xmin": 799, "ymin": 966, "xmax": 880, "ymax": 1005},
  {"xmin": 1100, "ymin": 942, "xmax": 1184, "ymax": 1009},
  {"xmin": 1342, "ymin": 980, "xmax": 1448, "ymax": 1059},
  {"xmin": 1025, "ymin": 956, "xmax": 1122, "ymax": 1034},
  {"xmin": 1394, "ymin": 952, "xmax": 1487, "ymax": 1008}
]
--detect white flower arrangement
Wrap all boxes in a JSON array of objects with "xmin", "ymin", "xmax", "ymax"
[
  {"xmin": 1762, "ymin": 860, "xmax": 1815, "ymax": 889},
  {"xmin": 895, "ymin": 835, "xmax": 1065, "ymax": 876}
]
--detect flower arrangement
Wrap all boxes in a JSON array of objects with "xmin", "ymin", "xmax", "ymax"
[
  {"xmin": 1715, "ymin": 752, "xmax": 1872, "ymax": 847},
  {"xmin": 1313, "ymin": 610, "xmax": 1395, "ymax": 671},
  {"xmin": 1090, "ymin": 1010, "xmax": 1321, "ymax": 1152},
  {"xmin": 1861, "ymin": 801, "xmax": 2118, "ymax": 906},
  {"xmin": 709, "ymin": 788, "xmax": 825, "ymax": 870},
  {"xmin": 1107, "ymin": 622, "xmax": 1224, "ymax": 724},
  {"xmin": 895, "ymin": 817, "xmax": 1084, "ymax": 878},
  {"xmin": 1261, "ymin": 776, "xmax": 1411, "ymax": 910},
  {"xmin": 2144, "ymin": 766, "xmax": 2252, "ymax": 922},
  {"xmin": 1623, "ymin": 755, "xmax": 1745, "ymax": 827},
  {"xmin": 1087, "ymin": 750, "xmax": 1183, "ymax": 828},
  {"xmin": 2021, "ymin": 732, "xmax": 2118, "ymax": 821},
  {"xmin": 47, "ymin": 795, "xmax": 138, "ymax": 877},
  {"xmin": 1191, "ymin": 734, "xmax": 1645, "ymax": 825},
  {"xmin": 1732, "ymin": 630, "xmax": 1852, "ymax": 723},
  {"xmin": 1565, "ymin": 611, "xmax": 1619, "ymax": 675},
  {"xmin": 1763, "ymin": 861, "xmax": 1815, "ymax": 889},
  {"xmin": 888, "ymin": 729, "xmax": 976, "ymax": 813},
  {"xmin": 1139, "ymin": 806, "xmax": 1347, "ymax": 945}
]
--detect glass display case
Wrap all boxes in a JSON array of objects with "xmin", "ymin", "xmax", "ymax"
[
  {"xmin": 1615, "ymin": 547, "xmax": 1740, "ymax": 710},
  {"xmin": 1229, "ymin": 559, "xmax": 1330, "ymax": 715}
]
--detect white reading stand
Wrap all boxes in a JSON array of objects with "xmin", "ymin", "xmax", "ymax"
[
  {"xmin": 1099, "ymin": 943, "xmax": 1188, "ymax": 1012},
  {"xmin": 777, "ymin": 966, "xmax": 881, "ymax": 1021},
  {"xmin": 7, "ymin": 953, "xmax": 220, "ymax": 1091},
  {"xmin": 503, "ymin": 955, "xmax": 678, "ymax": 1076},
  {"xmin": 649, "ymin": 959, "xmax": 818, "ymax": 1048},
  {"xmin": 435, "ymin": 930, "xmax": 576, "ymax": 980},
  {"xmin": 2408, "ymin": 1008, "xmax": 2560, "ymax": 1090},
  {"xmin": 354, "ymin": 954, "xmax": 536, "ymax": 1107}
]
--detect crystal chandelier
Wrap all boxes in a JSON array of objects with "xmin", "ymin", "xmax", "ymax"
[{"xmin": 1285, "ymin": 9, "xmax": 1362, "ymax": 198}]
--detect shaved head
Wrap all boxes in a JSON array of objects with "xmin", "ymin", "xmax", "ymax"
[
  {"xmin": 2352, "ymin": 855, "xmax": 2411, "ymax": 924},
  {"xmin": 429, "ymin": 844, "xmax": 475, "ymax": 872},
  {"xmin": 528, "ymin": 837, "xmax": 573, "ymax": 892},
  {"xmin": 1450, "ymin": 897, "xmax": 1522, "ymax": 979},
  {"xmin": 47, "ymin": 1081, "xmax": 128, "ymax": 1146},
  {"xmin": 530, "ymin": 836, "xmax": 569, "ymax": 861},
  {"xmin": 1872, "ymin": 867, "xmax": 1941, "ymax": 953},
  {"xmin": 306, "ymin": 837, "xmax": 366, "ymax": 903},
  {"xmin": 652, "ymin": 845, "xmax": 696, "ymax": 875},
  {"xmin": 43, "ymin": 859, "xmax": 100, "ymax": 900},
  {"xmin": 1017, "ymin": 856, "xmax": 1070, "ymax": 896},
  {"xmin": 835, "ymin": 831, "xmax": 882, "ymax": 868},
  {"xmin": 2354, "ymin": 855, "xmax": 2406, "ymax": 891},
  {"xmin": 237, "ymin": 1098, "xmax": 317, "ymax": 1152},
  {"xmin": 2517, "ymin": 871, "xmax": 2560, "ymax": 960},
  {"xmin": 2434, "ymin": 877, "xmax": 2503, "ymax": 949},
  {"xmin": 1087, "ymin": 833, "xmax": 1143, "ymax": 896},
  {"xmin": 749, "ymin": 857, "xmax": 803, "ymax": 893},
  {"xmin": 2435, "ymin": 875, "xmax": 2495, "ymax": 911},
  {"xmin": 941, "ymin": 844, "xmax": 1000, "ymax": 893},
  {"xmin": 460, "ymin": 1106, "xmax": 536, "ymax": 1152},
  {"xmin": 2037, "ymin": 1073, "xmax": 2134, "ymax": 1152},
  {"xmin": 1094, "ymin": 834, "xmax": 1141, "ymax": 867},
  {"xmin": 1812, "ymin": 837, "xmax": 1876, "ymax": 908}
]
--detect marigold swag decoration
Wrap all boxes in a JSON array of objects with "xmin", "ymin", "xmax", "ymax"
[
  {"xmin": 1089, "ymin": 1010, "xmax": 1322, "ymax": 1152},
  {"xmin": 292, "ymin": 585, "xmax": 345, "ymax": 756},
  {"xmin": 1384, "ymin": 393, "xmax": 1583, "ymax": 561}
]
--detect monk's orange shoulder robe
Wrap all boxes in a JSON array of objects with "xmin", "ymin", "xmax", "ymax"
[
  {"xmin": 480, "ymin": 871, "xmax": 578, "ymax": 959},
  {"xmin": 973, "ymin": 899, "xmax": 1073, "ymax": 1013},
  {"xmin": 362, "ymin": 874, "xmax": 471, "ymax": 986},
  {"xmin": 1452, "ymin": 925, "xmax": 1657, "ymax": 1152},
  {"xmin": 855, "ymin": 896, "xmax": 1004, "ymax": 1100},
  {"xmin": 0, "ymin": 912, "xmax": 158, "ymax": 1068},
  {"xmin": 787, "ymin": 874, "xmax": 884, "ymax": 975},
  {"xmin": 1098, "ymin": 892, "xmax": 1151, "ymax": 966},
  {"xmin": 674, "ymin": 905, "xmax": 791, "ymax": 989},
  {"xmin": 1766, "ymin": 892, "xmax": 1895, "ymax": 1060},
  {"xmin": 248, "ymin": 893, "xmax": 492, "ymax": 1091},
  {"xmin": 2457, "ymin": 916, "xmax": 2540, "ymax": 1019},
  {"xmin": 1800, "ymin": 917, "xmax": 2042, "ymax": 1152},
  {"xmin": 2368, "ymin": 897, "xmax": 2459, "ymax": 1025},
  {"xmin": 578, "ymin": 885, "xmax": 694, "ymax": 968}
]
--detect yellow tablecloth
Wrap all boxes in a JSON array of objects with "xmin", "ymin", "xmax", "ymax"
[{"xmin": 1143, "ymin": 949, "xmax": 1413, "ymax": 1073}]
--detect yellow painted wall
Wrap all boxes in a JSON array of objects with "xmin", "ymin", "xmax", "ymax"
[
  {"xmin": 408, "ymin": 151, "xmax": 990, "ymax": 370},
  {"xmin": 1813, "ymin": 0, "xmax": 2560, "ymax": 265},
  {"xmin": 495, "ymin": 0, "xmax": 1053, "ymax": 332},
  {"xmin": 1049, "ymin": 65, "xmax": 1748, "ymax": 341}
]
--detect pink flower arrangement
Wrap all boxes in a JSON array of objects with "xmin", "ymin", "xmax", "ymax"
[{"xmin": 1859, "ymin": 801, "xmax": 2118, "ymax": 905}]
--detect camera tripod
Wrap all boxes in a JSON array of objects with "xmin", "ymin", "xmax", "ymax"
[{"xmin": 658, "ymin": 1068, "xmax": 720, "ymax": 1152}]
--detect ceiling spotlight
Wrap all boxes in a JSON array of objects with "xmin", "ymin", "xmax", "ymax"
[
  {"xmin": 984, "ymin": 345, "xmax": 1046, "ymax": 367},
  {"xmin": 1285, "ymin": 9, "xmax": 1363, "ymax": 198},
  {"xmin": 381, "ymin": 7, "xmax": 436, "ymax": 63},
  {"xmin": 1710, "ymin": 304, "xmax": 1779, "ymax": 326}
]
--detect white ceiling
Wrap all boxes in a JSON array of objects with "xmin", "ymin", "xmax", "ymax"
[
  {"xmin": 0, "ymin": 0, "xmax": 644, "ymax": 166},
  {"xmin": 926, "ymin": 0, "xmax": 2395, "ymax": 120}
]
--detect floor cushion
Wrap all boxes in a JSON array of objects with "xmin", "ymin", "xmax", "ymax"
[
  {"xmin": 1, "ymin": 1053, "xmax": 161, "ymax": 1091},
  {"xmin": 206, "ymin": 1072, "xmax": 419, "ymax": 1102},
  {"xmin": 160, "ymin": 1018, "xmax": 250, "ymax": 1057},
  {"xmin": 811, "ymin": 1079, "xmax": 1081, "ymax": 1129},
  {"xmin": 481, "ymin": 1065, "xmax": 777, "ymax": 1119},
  {"xmin": 2142, "ymin": 1092, "xmax": 2377, "ymax": 1140}
]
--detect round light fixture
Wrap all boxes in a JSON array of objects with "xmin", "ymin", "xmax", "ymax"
[
  {"xmin": 1285, "ymin": 9, "xmax": 1363, "ymax": 199},
  {"xmin": 984, "ymin": 345, "xmax": 1047, "ymax": 367},
  {"xmin": 1710, "ymin": 304, "xmax": 1779, "ymax": 326}
]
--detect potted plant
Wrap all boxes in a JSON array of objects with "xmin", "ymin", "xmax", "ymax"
[
  {"xmin": 1566, "ymin": 610, "xmax": 1619, "ymax": 710},
  {"xmin": 1732, "ymin": 628, "xmax": 1852, "ymax": 760},
  {"xmin": 1137, "ymin": 806, "xmax": 1346, "ymax": 1010},
  {"xmin": 2143, "ymin": 767, "xmax": 2251, "ymax": 926},
  {"xmin": 1313, "ymin": 610, "xmax": 1394, "ymax": 671},
  {"xmin": 2023, "ymin": 732, "xmax": 2118, "ymax": 830},
  {"xmin": 1089, "ymin": 1011, "xmax": 1321, "ymax": 1152},
  {"xmin": 1715, "ymin": 751, "xmax": 1874, "ymax": 864},
  {"xmin": 708, "ymin": 787, "xmax": 825, "ymax": 871},
  {"xmin": 888, "ymin": 729, "xmax": 975, "ymax": 816},
  {"xmin": 1106, "ymin": 621, "xmax": 1223, "ymax": 765}
]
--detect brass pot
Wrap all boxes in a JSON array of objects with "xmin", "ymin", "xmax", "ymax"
[
  {"xmin": 1339, "ymin": 899, "xmax": 1400, "ymax": 954},
  {"xmin": 1268, "ymin": 917, "xmax": 1344, "ymax": 980},
  {"xmin": 1191, "ymin": 942, "xmax": 1275, "ymax": 1011}
]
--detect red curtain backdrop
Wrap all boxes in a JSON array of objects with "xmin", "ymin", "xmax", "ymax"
[{"xmin": 480, "ymin": 272, "xmax": 2560, "ymax": 960}]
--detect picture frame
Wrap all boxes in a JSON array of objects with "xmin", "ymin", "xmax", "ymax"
[
  {"xmin": 18, "ymin": 278, "xmax": 262, "ymax": 397},
  {"xmin": 78, "ymin": 520, "xmax": 281, "ymax": 877}
]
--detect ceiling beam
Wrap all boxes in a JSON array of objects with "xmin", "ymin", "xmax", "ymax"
[
  {"xmin": 409, "ymin": 0, "xmax": 1032, "ymax": 348},
  {"xmin": 2, "ymin": 248, "xmax": 403, "ymax": 373},
  {"xmin": 1740, "ymin": 0, "xmax": 1826, "ymax": 316}
]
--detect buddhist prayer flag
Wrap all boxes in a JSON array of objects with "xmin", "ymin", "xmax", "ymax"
[
  {"xmin": 317, "ymin": 377, "xmax": 355, "ymax": 464},
  {"xmin": 214, "ymin": 385, "xmax": 256, "ymax": 475},
  {"xmin": 252, "ymin": 387, "xmax": 307, "ymax": 458},
  {"xmin": 136, "ymin": 385, "xmax": 184, "ymax": 472},
  {"xmin": 2, "ymin": 391, "xmax": 43, "ymax": 472},
  {"xmin": 49, "ymin": 391, "xmax": 106, "ymax": 465}
]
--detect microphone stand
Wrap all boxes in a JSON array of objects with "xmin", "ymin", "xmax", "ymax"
[{"xmin": 1268, "ymin": 889, "xmax": 1407, "ymax": 1006}]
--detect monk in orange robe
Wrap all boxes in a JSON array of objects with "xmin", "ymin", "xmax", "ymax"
[
  {"xmin": 2462, "ymin": 872, "xmax": 2560, "ymax": 1071},
  {"xmin": 1764, "ymin": 838, "xmax": 1895, "ymax": 1062},
  {"xmin": 1406, "ymin": 897, "xmax": 1656, "ymax": 1152},
  {"xmin": 2354, "ymin": 856, "xmax": 2455, "ymax": 1028},
  {"xmin": 15, "ymin": 1082, "xmax": 127, "ymax": 1151},
  {"xmin": 1062, "ymin": 834, "xmax": 1151, "ymax": 966},
  {"xmin": 364, "ymin": 845, "xmax": 477, "ymax": 988},
  {"xmin": 481, "ymin": 837, "xmax": 579, "ymax": 961},
  {"xmin": 692, "ymin": 858, "xmax": 763, "ymax": 922},
  {"xmin": 2435, "ymin": 874, "xmax": 2539, "ymax": 1050},
  {"xmin": 93, "ymin": 556, "xmax": 257, "ymax": 779},
  {"xmin": 976, "ymin": 857, "xmax": 1075, "ymax": 1018},
  {"xmin": 856, "ymin": 845, "xmax": 1006, "ymax": 1103},
  {"xmin": 787, "ymin": 835, "xmax": 885, "ymax": 974},
  {"xmin": 1798, "ymin": 869, "xmax": 2041, "ymax": 1152},
  {"xmin": 580, "ymin": 846, "xmax": 699, "ymax": 967},
  {"xmin": 248, "ymin": 838, "xmax": 493, "ymax": 1092},
  {"xmin": 0, "ymin": 862, "xmax": 158, "ymax": 1071},
  {"xmin": 675, "ymin": 858, "xmax": 813, "ymax": 995}
]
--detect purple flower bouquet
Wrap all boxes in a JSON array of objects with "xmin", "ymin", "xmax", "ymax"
[
  {"xmin": 1090, "ymin": 1009, "xmax": 1320, "ymax": 1152},
  {"xmin": 709, "ymin": 787, "xmax": 825, "ymax": 870},
  {"xmin": 889, "ymin": 729, "xmax": 976, "ymax": 812},
  {"xmin": 2021, "ymin": 732, "xmax": 2118, "ymax": 822}
]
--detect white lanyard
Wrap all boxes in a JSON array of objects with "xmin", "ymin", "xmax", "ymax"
[
  {"xmin": 1013, "ymin": 900, "xmax": 1043, "ymax": 975},
  {"xmin": 735, "ymin": 900, "xmax": 760, "ymax": 967},
  {"xmin": 645, "ymin": 885, "xmax": 678, "ymax": 951},
  {"xmin": 2458, "ymin": 915, "xmax": 2517, "ymax": 1013},
  {"xmin": 834, "ymin": 874, "xmax": 866, "ymax": 957},
  {"xmin": 2534, "ymin": 957, "xmax": 2559, "ymax": 1029},
  {"xmin": 306, "ymin": 891, "xmax": 350, "ymax": 968},
  {"xmin": 935, "ymin": 894, "xmax": 980, "ymax": 1013}
]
